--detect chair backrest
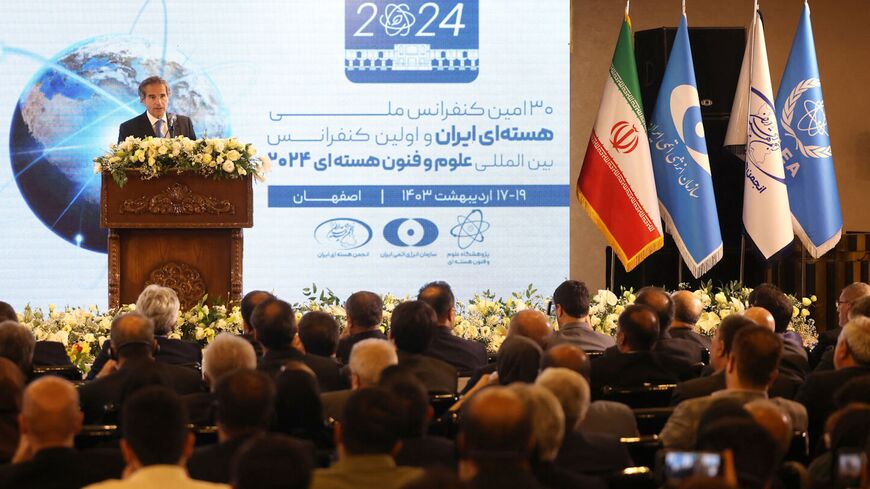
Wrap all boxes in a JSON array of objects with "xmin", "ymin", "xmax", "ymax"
[
  {"xmin": 428, "ymin": 411, "xmax": 461, "ymax": 440},
  {"xmin": 75, "ymin": 424, "xmax": 120, "ymax": 450},
  {"xmin": 32, "ymin": 365, "xmax": 83, "ymax": 382},
  {"xmin": 633, "ymin": 407, "xmax": 674, "ymax": 436},
  {"xmin": 601, "ymin": 384, "xmax": 677, "ymax": 409},
  {"xmin": 785, "ymin": 431, "xmax": 809, "ymax": 465},
  {"xmin": 430, "ymin": 393, "xmax": 459, "ymax": 420},
  {"xmin": 619, "ymin": 435, "xmax": 663, "ymax": 470},
  {"xmin": 604, "ymin": 467, "xmax": 657, "ymax": 489},
  {"xmin": 586, "ymin": 351, "xmax": 605, "ymax": 360}
]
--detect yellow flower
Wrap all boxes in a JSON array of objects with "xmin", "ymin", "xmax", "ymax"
[
  {"xmin": 811, "ymin": 295, "xmax": 817, "ymax": 302},
  {"xmin": 792, "ymin": 306, "xmax": 799, "ymax": 318},
  {"xmin": 801, "ymin": 297, "xmax": 812, "ymax": 307},
  {"xmin": 801, "ymin": 308, "xmax": 810, "ymax": 317}
]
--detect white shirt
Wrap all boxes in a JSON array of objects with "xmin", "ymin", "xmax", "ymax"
[
  {"xmin": 146, "ymin": 112, "xmax": 169, "ymax": 137},
  {"xmin": 84, "ymin": 465, "xmax": 229, "ymax": 489}
]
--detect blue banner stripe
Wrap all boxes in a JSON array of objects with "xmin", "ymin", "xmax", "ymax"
[{"xmin": 268, "ymin": 185, "xmax": 569, "ymax": 207}]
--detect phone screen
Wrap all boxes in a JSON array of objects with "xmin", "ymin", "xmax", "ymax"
[
  {"xmin": 835, "ymin": 450, "xmax": 866, "ymax": 489},
  {"xmin": 662, "ymin": 451, "xmax": 722, "ymax": 482}
]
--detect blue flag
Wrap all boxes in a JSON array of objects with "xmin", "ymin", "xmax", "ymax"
[
  {"xmin": 648, "ymin": 14, "xmax": 722, "ymax": 277},
  {"xmin": 775, "ymin": 2, "xmax": 841, "ymax": 258}
]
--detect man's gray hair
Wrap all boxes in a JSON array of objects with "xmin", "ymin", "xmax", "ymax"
[
  {"xmin": 536, "ymin": 367, "xmax": 590, "ymax": 432},
  {"xmin": 110, "ymin": 313, "xmax": 154, "ymax": 349},
  {"xmin": 135, "ymin": 285, "xmax": 180, "ymax": 335},
  {"xmin": 137, "ymin": 75, "xmax": 171, "ymax": 98},
  {"xmin": 841, "ymin": 316, "xmax": 870, "ymax": 365},
  {"xmin": 0, "ymin": 321, "xmax": 35, "ymax": 372},
  {"xmin": 508, "ymin": 383, "xmax": 565, "ymax": 462},
  {"xmin": 202, "ymin": 333, "xmax": 256, "ymax": 387},
  {"xmin": 348, "ymin": 338, "xmax": 397, "ymax": 387}
]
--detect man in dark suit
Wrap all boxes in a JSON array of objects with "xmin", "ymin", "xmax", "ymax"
[
  {"xmin": 320, "ymin": 338, "xmax": 398, "ymax": 422},
  {"xmin": 298, "ymin": 311, "xmax": 341, "ymax": 359},
  {"xmin": 0, "ymin": 320, "xmax": 35, "ymax": 381},
  {"xmin": 636, "ymin": 287, "xmax": 706, "ymax": 365},
  {"xmin": 0, "ymin": 376, "xmax": 124, "ymax": 489},
  {"xmin": 77, "ymin": 313, "xmax": 204, "ymax": 424},
  {"xmin": 748, "ymin": 283, "xmax": 809, "ymax": 381},
  {"xmin": 183, "ymin": 333, "xmax": 257, "ymax": 426},
  {"xmin": 669, "ymin": 290, "xmax": 712, "ymax": 350},
  {"xmin": 390, "ymin": 301, "xmax": 457, "ymax": 394},
  {"xmin": 253, "ymin": 298, "xmax": 348, "ymax": 392},
  {"xmin": 810, "ymin": 283, "xmax": 870, "ymax": 370},
  {"xmin": 336, "ymin": 291, "xmax": 387, "ymax": 365},
  {"xmin": 239, "ymin": 290, "xmax": 274, "ymax": 357},
  {"xmin": 548, "ymin": 280, "xmax": 615, "ymax": 352},
  {"xmin": 117, "ymin": 76, "xmax": 196, "ymax": 142},
  {"xmin": 418, "ymin": 281, "xmax": 487, "ymax": 374}
]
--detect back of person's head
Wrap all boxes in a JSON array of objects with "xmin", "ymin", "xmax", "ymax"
[
  {"xmin": 841, "ymin": 282, "xmax": 870, "ymax": 305},
  {"xmin": 348, "ymin": 338, "xmax": 398, "ymax": 387},
  {"xmin": 203, "ymin": 333, "xmax": 256, "ymax": 387},
  {"xmin": 401, "ymin": 468, "xmax": 468, "ymax": 489},
  {"xmin": 617, "ymin": 304, "xmax": 659, "ymax": 351},
  {"xmin": 730, "ymin": 327, "xmax": 782, "ymax": 389},
  {"xmin": 251, "ymin": 298, "xmax": 296, "ymax": 350},
  {"xmin": 0, "ymin": 302, "xmax": 16, "ymax": 322},
  {"xmin": 232, "ymin": 434, "xmax": 313, "ymax": 489},
  {"xmin": 696, "ymin": 418, "xmax": 779, "ymax": 489},
  {"xmin": 672, "ymin": 290, "xmax": 702, "ymax": 325},
  {"xmin": 297, "ymin": 311, "xmax": 340, "ymax": 357},
  {"xmin": 0, "ymin": 321, "xmax": 35, "ymax": 372},
  {"xmin": 507, "ymin": 310, "xmax": 551, "ymax": 347},
  {"xmin": 840, "ymin": 316, "xmax": 870, "ymax": 366},
  {"xmin": 536, "ymin": 367, "xmax": 590, "ymax": 432},
  {"xmin": 390, "ymin": 300, "xmax": 438, "ymax": 354},
  {"xmin": 507, "ymin": 383, "xmax": 564, "ymax": 462},
  {"xmin": 109, "ymin": 312, "xmax": 155, "ymax": 359},
  {"xmin": 552, "ymin": 280, "xmax": 590, "ymax": 318},
  {"xmin": 379, "ymin": 370, "xmax": 430, "ymax": 438},
  {"xmin": 461, "ymin": 386, "xmax": 532, "ymax": 463},
  {"xmin": 743, "ymin": 307, "xmax": 776, "ymax": 331},
  {"xmin": 215, "ymin": 369, "xmax": 275, "ymax": 437},
  {"xmin": 417, "ymin": 281, "xmax": 455, "ymax": 323},
  {"xmin": 496, "ymin": 335, "xmax": 542, "ymax": 385},
  {"xmin": 826, "ymin": 404, "xmax": 870, "ymax": 451},
  {"xmin": 744, "ymin": 399, "xmax": 794, "ymax": 458},
  {"xmin": 135, "ymin": 284, "xmax": 180, "ymax": 335},
  {"xmin": 274, "ymin": 369, "xmax": 323, "ymax": 440},
  {"xmin": 718, "ymin": 314, "xmax": 759, "ymax": 355},
  {"xmin": 21, "ymin": 376, "xmax": 82, "ymax": 446},
  {"xmin": 850, "ymin": 295, "xmax": 870, "ymax": 320},
  {"xmin": 0, "ymin": 357, "xmax": 24, "ymax": 419},
  {"xmin": 121, "ymin": 386, "xmax": 190, "ymax": 466},
  {"xmin": 747, "ymin": 284, "xmax": 792, "ymax": 333},
  {"xmin": 340, "ymin": 387, "xmax": 404, "ymax": 455},
  {"xmin": 676, "ymin": 478, "xmax": 734, "ymax": 489},
  {"xmin": 697, "ymin": 398, "xmax": 753, "ymax": 434},
  {"xmin": 835, "ymin": 375, "xmax": 870, "ymax": 408},
  {"xmin": 240, "ymin": 290, "xmax": 275, "ymax": 329},
  {"xmin": 345, "ymin": 291, "xmax": 383, "ymax": 329},
  {"xmin": 540, "ymin": 343, "xmax": 591, "ymax": 383},
  {"xmin": 635, "ymin": 286, "xmax": 675, "ymax": 331}
]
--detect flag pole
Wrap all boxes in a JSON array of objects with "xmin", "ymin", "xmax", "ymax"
[
  {"xmin": 678, "ymin": 253, "xmax": 684, "ymax": 285},
  {"xmin": 610, "ymin": 248, "xmax": 616, "ymax": 290},
  {"xmin": 739, "ymin": 1, "xmax": 758, "ymax": 286},
  {"xmin": 740, "ymin": 235, "xmax": 746, "ymax": 284}
]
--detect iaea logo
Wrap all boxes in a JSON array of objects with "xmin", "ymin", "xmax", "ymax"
[
  {"xmin": 383, "ymin": 218, "xmax": 439, "ymax": 247},
  {"xmin": 314, "ymin": 218, "xmax": 373, "ymax": 250}
]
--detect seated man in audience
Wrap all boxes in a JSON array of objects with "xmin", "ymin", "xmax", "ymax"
[
  {"xmin": 660, "ymin": 326, "xmax": 807, "ymax": 449},
  {"xmin": 231, "ymin": 434, "xmax": 313, "ymax": 489},
  {"xmin": 84, "ymin": 386, "xmax": 227, "ymax": 489},
  {"xmin": 744, "ymin": 399, "xmax": 794, "ymax": 460},
  {"xmin": 336, "ymin": 291, "xmax": 386, "ymax": 365},
  {"xmin": 1, "ymin": 301, "xmax": 76, "ymax": 371},
  {"xmin": 796, "ymin": 316, "xmax": 870, "ymax": 451},
  {"xmin": 541, "ymin": 344, "xmax": 638, "ymax": 437},
  {"xmin": 0, "ymin": 358, "xmax": 25, "ymax": 463},
  {"xmin": 815, "ymin": 289, "xmax": 870, "ymax": 372},
  {"xmin": 298, "ymin": 311, "xmax": 341, "ymax": 360},
  {"xmin": 78, "ymin": 313, "xmax": 204, "ymax": 424},
  {"xmin": 418, "ymin": 281, "xmax": 487, "ymax": 374},
  {"xmin": 747, "ymin": 283, "xmax": 809, "ymax": 381},
  {"xmin": 389, "ymin": 301, "xmax": 457, "ymax": 394},
  {"xmin": 536, "ymin": 367, "xmax": 632, "ymax": 475},
  {"xmin": 187, "ymin": 369, "xmax": 276, "ymax": 484},
  {"xmin": 548, "ymin": 280, "xmax": 614, "ymax": 352},
  {"xmin": 671, "ymin": 315, "xmax": 801, "ymax": 405},
  {"xmin": 239, "ymin": 290, "xmax": 275, "ymax": 357},
  {"xmin": 253, "ymin": 298, "xmax": 347, "ymax": 392},
  {"xmin": 184, "ymin": 333, "xmax": 257, "ymax": 425},
  {"xmin": 0, "ymin": 320, "xmax": 35, "ymax": 381},
  {"xmin": 89, "ymin": 285, "xmax": 203, "ymax": 379},
  {"xmin": 311, "ymin": 388, "xmax": 423, "ymax": 489},
  {"xmin": 590, "ymin": 304, "xmax": 696, "ymax": 397},
  {"xmin": 0, "ymin": 377, "xmax": 124, "ymax": 488},
  {"xmin": 811, "ymin": 282, "xmax": 870, "ymax": 368},
  {"xmin": 321, "ymin": 338, "xmax": 398, "ymax": 421},
  {"xmin": 635, "ymin": 287, "xmax": 705, "ymax": 364},
  {"xmin": 507, "ymin": 309, "xmax": 552, "ymax": 349},
  {"xmin": 669, "ymin": 291, "xmax": 711, "ymax": 349},
  {"xmin": 695, "ymin": 418, "xmax": 781, "ymax": 489}
]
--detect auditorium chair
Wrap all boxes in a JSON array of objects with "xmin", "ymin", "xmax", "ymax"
[
  {"xmin": 430, "ymin": 393, "xmax": 459, "ymax": 420},
  {"xmin": 784, "ymin": 431, "xmax": 809, "ymax": 465},
  {"xmin": 32, "ymin": 364, "xmax": 83, "ymax": 383},
  {"xmin": 601, "ymin": 384, "xmax": 677, "ymax": 409},
  {"xmin": 75, "ymin": 424, "xmax": 119, "ymax": 450},
  {"xmin": 604, "ymin": 467, "xmax": 656, "ymax": 489},
  {"xmin": 619, "ymin": 435, "xmax": 663, "ymax": 470},
  {"xmin": 586, "ymin": 351, "xmax": 605, "ymax": 360},
  {"xmin": 633, "ymin": 407, "xmax": 674, "ymax": 436},
  {"xmin": 429, "ymin": 410, "xmax": 461, "ymax": 440}
]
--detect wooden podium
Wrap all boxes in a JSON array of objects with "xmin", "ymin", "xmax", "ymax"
[{"xmin": 101, "ymin": 172, "xmax": 253, "ymax": 309}]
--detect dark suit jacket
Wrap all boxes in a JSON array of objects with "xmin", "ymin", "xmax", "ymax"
[
  {"xmin": 395, "ymin": 435, "xmax": 457, "ymax": 469},
  {"xmin": 258, "ymin": 347, "xmax": 349, "ymax": 392},
  {"xmin": 240, "ymin": 332, "xmax": 264, "ymax": 357},
  {"xmin": 472, "ymin": 465, "xmax": 546, "ymax": 489},
  {"xmin": 548, "ymin": 321, "xmax": 615, "ymax": 352},
  {"xmin": 32, "ymin": 341, "xmax": 75, "ymax": 366},
  {"xmin": 779, "ymin": 337, "xmax": 810, "ymax": 381},
  {"xmin": 425, "ymin": 327, "xmax": 488, "ymax": 375},
  {"xmin": 117, "ymin": 111, "xmax": 196, "ymax": 142},
  {"xmin": 396, "ymin": 350, "xmax": 457, "ymax": 394},
  {"xmin": 336, "ymin": 329, "xmax": 387, "ymax": 365},
  {"xmin": 183, "ymin": 391, "xmax": 216, "ymax": 426},
  {"xmin": 555, "ymin": 430, "xmax": 633, "ymax": 475},
  {"xmin": 320, "ymin": 389, "xmax": 354, "ymax": 422},
  {"xmin": 655, "ymin": 335, "xmax": 706, "ymax": 365},
  {"xmin": 591, "ymin": 349, "xmax": 697, "ymax": 398},
  {"xmin": 795, "ymin": 365, "xmax": 870, "ymax": 451},
  {"xmin": 187, "ymin": 434, "xmax": 254, "ymax": 483},
  {"xmin": 810, "ymin": 326, "xmax": 840, "ymax": 368},
  {"xmin": 531, "ymin": 460, "xmax": 607, "ymax": 489},
  {"xmin": 86, "ymin": 337, "xmax": 203, "ymax": 380},
  {"xmin": 78, "ymin": 356, "xmax": 204, "ymax": 423},
  {"xmin": 0, "ymin": 446, "xmax": 124, "ymax": 489},
  {"xmin": 670, "ymin": 371, "xmax": 801, "ymax": 406},
  {"xmin": 667, "ymin": 327, "xmax": 712, "ymax": 350}
]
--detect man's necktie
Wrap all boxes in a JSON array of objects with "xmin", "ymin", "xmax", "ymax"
[{"xmin": 154, "ymin": 119, "xmax": 166, "ymax": 138}]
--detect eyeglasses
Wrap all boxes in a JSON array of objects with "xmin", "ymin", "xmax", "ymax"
[{"xmin": 837, "ymin": 299, "xmax": 853, "ymax": 306}]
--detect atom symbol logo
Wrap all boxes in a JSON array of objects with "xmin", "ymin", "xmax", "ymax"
[
  {"xmin": 797, "ymin": 99, "xmax": 828, "ymax": 137},
  {"xmin": 450, "ymin": 209, "xmax": 490, "ymax": 250},
  {"xmin": 379, "ymin": 4, "xmax": 416, "ymax": 36}
]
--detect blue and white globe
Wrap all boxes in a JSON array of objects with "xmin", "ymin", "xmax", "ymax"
[{"xmin": 9, "ymin": 35, "xmax": 229, "ymax": 252}]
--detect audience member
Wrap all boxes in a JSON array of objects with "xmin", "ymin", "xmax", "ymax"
[
  {"xmin": 496, "ymin": 335, "xmax": 542, "ymax": 385},
  {"xmin": 0, "ymin": 301, "xmax": 16, "ymax": 321},
  {"xmin": 231, "ymin": 434, "xmax": 313, "ymax": 489},
  {"xmin": 744, "ymin": 399, "xmax": 794, "ymax": 459},
  {"xmin": 0, "ymin": 320, "xmax": 35, "ymax": 379},
  {"xmin": 298, "ymin": 311, "xmax": 341, "ymax": 358},
  {"xmin": 418, "ymin": 282, "xmax": 487, "ymax": 374},
  {"xmin": 0, "ymin": 357, "xmax": 25, "ymax": 463},
  {"xmin": 695, "ymin": 418, "xmax": 780, "ymax": 489},
  {"xmin": 507, "ymin": 310, "xmax": 552, "ymax": 349},
  {"xmin": 812, "ymin": 282, "xmax": 870, "ymax": 367},
  {"xmin": 669, "ymin": 290, "xmax": 711, "ymax": 349},
  {"xmin": 1, "ymin": 301, "xmax": 76, "ymax": 370},
  {"xmin": 239, "ymin": 290, "xmax": 274, "ymax": 356},
  {"xmin": 185, "ymin": 333, "xmax": 256, "ymax": 425},
  {"xmin": 0, "ymin": 377, "xmax": 124, "ymax": 488},
  {"xmin": 748, "ymin": 283, "xmax": 809, "ymax": 380},
  {"xmin": 311, "ymin": 388, "xmax": 423, "ymax": 489},
  {"xmin": 833, "ymin": 374, "xmax": 870, "ymax": 408},
  {"xmin": 400, "ymin": 468, "xmax": 469, "ymax": 489},
  {"xmin": 636, "ymin": 287, "xmax": 705, "ymax": 364},
  {"xmin": 807, "ymin": 404, "xmax": 870, "ymax": 488},
  {"xmin": 336, "ymin": 291, "xmax": 386, "ymax": 365},
  {"xmin": 321, "ymin": 338, "xmax": 398, "ymax": 421},
  {"xmin": 252, "ymin": 298, "xmax": 347, "ymax": 391},
  {"xmin": 660, "ymin": 326, "xmax": 807, "ymax": 449},
  {"xmin": 84, "ymin": 386, "xmax": 227, "ymax": 488},
  {"xmin": 390, "ymin": 300, "xmax": 458, "ymax": 394},
  {"xmin": 274, "ymin": 365, "xmax": 329, "ymax": 447},
  {"xmin": 547, "ymin": 280, "xmax": 614, "ymax": 352},
  {"xmin": 816, "ymin": 286, "xmax": 870, "ymax": 372},
  {"xmin": 744, "ymin": 306, "xmax": 776, "ymax": 331},
  {"xmin": 187, "ymin": 369, "xmax": 275, "ymax": 484}
]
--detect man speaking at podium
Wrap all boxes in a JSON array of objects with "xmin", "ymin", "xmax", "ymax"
[{"xmin": 118, "ymin": 76, "xmax": 196, "ymax": 143}]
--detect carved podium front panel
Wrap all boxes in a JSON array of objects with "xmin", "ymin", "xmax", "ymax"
[{"xmin": 101, "ymin": 172, "xmax": 252, "ymax": 309}]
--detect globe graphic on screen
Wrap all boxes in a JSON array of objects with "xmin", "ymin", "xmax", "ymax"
[{"xmin": 9, "ymin": 35, "xmax": 229, "ymax": 253}]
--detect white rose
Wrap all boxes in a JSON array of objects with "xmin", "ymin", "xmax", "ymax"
[
  {"xmin": 93, "ymin": 162, "xmax": 102, "ymax": 173},
  {"xmin": 227, "ymin": 149, "xmax": 241, "ymax": 162},
  {"xmin": 222, "ymin": 160, "xmax": 235, "ymax": 172},
  {"xmin": 214, "ymin": 140, "xmax": 226, "ymax": 153}
]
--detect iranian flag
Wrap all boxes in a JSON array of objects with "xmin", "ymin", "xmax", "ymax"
[{"xmin": 577, "ymin": 10, "xmax": 663, "ymax": 272}]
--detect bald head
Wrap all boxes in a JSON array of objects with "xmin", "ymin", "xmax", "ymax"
[
  {"xmin": 462, "ymin": 386, "xmax": 531, "ymax": 462},
  {"xmin": 744, "ymin": 307, "xmax": 776, "ymax": 332},
  {"xmin": 21, "ymin": 376, "xmax": 82, "ymax": 448},
  {"xmin": 745, "ymin": 399, "xmax": 793, "ymax": 456},
  {"xmin": 110, "ymin": 313, "xmax": 155, "ymax": 355},
  {"xmin": 635, "ymin": 286, "xmax": 674, "ymax": 331},
  {"xmin": 617, "ymin": 304, "xmax": 659, "ymax": 352},
  {"xmin": 508, "ymin": 310, "xmax": 552, "ymax": 347},
  {"xmin": 541, "ymin": 343, "xmax": 590, "ymax": 382},
  {"xmin": 671, "ymin": 290, "xmax": 702, "ymax": 327}
]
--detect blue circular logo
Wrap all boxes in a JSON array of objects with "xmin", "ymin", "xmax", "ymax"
[{"xmin": 314, "ymin": 218, "xmax": 373, "ymax": 250}]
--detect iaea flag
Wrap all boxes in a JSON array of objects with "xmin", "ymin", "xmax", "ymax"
[
  {"xmin": 648, "ymin": 14, "xmax": 723, "ymax": 278},
  {"xmin": 775, "ymin": 2, "xmax": 841, "ymax": 258}
]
